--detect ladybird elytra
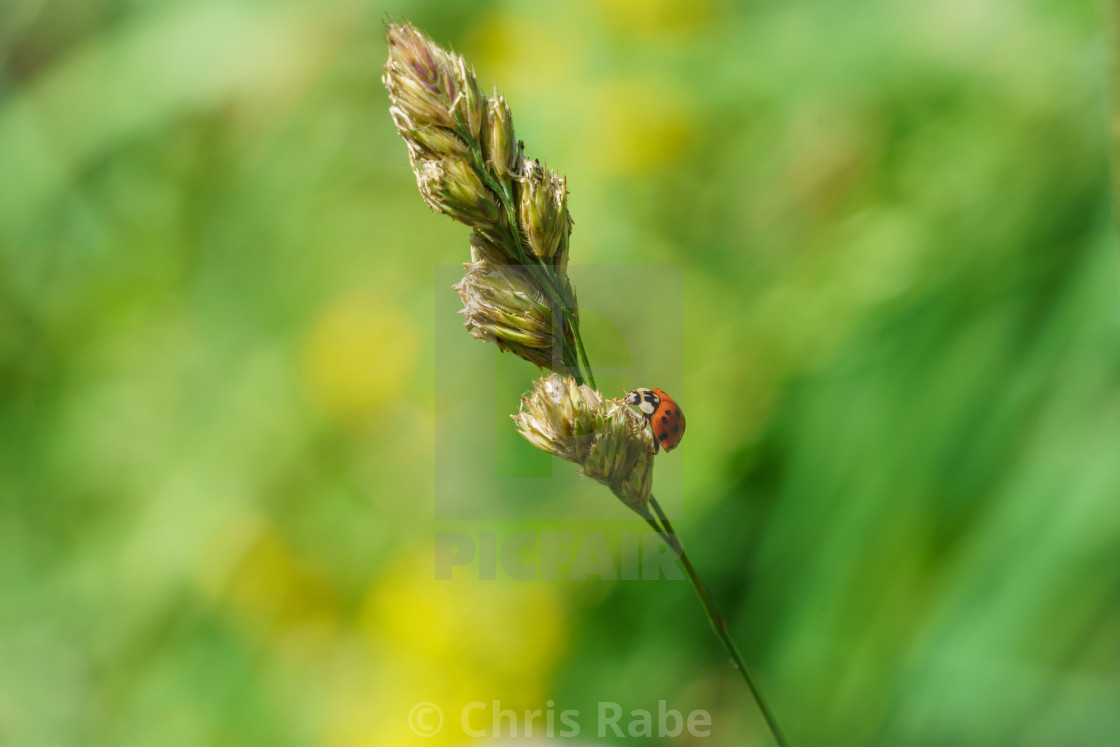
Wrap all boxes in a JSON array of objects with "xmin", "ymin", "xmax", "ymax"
[{"xmin": 623, "ymin": 387, "xmax": 686, "ymax": 453}]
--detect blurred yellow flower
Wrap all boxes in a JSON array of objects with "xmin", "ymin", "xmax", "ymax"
[
  {"xmin": 323, "ymin": 543, "xmax": 567, "ymax": 745},
  {"xmin": 467, "ymin": 14, "xmax": 578, "ymax": 91},
  {"xmin": 589, "ymin": 80, "xmax": 693, "ymax": 174},
  {"xmin": 217, "ymin": 522, "xmax": 342, "ymax": 653},
  {"xmin": 591, "ymin": 0, "xmax": 714, "ymax": 36},
  {"xmin": 304, "ymin": 293, "xmax": 419, "ymax": 421}
]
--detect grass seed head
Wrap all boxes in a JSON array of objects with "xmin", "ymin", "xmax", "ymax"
[
  {"xmin": 384, "ymin": 20, "xmax": 580, "ymax": 371},
  {"xmin": 453, "ymin": 237, "xmax": 575, "ymax": 370},
  {"xmin": 518, "ymin": 159, "xmax": 571, "ymax": 265},
  {"xmin": 415, "ymin": 158, "xmax": 502, "ymax": 229},
  {"xmin": 514, "ymin": 375, "xmax": 656, "ymax": 512},
  {"xmin": 483, "ymin": 94, "xmax": 520, "ymax": 179}
]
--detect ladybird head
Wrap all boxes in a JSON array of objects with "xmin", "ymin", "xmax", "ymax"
[{"xmin": 624, "ymin": 387, "xmax": 660, "ymax": 417}]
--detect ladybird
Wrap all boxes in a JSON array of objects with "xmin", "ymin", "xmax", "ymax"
[{"xmin": 624, "ymin": 387, "xmax": 686, "ymax": 453}]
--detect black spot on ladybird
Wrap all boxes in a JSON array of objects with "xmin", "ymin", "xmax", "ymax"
[
  {"xmin": 658, "ymin": 432, "xmax": 668, "ymax": 441},
  {"xmin": 660, "ymin": 415, "xmax": 668, "ymax": 424},
  {"xmin": 673, "ymin": 425, "xmax": 680, "ymax": 433}
]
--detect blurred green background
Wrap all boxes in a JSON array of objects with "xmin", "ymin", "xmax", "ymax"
[{"xmin": 2, "ymin": 0, "xmax": 1118, "ymax": 744}]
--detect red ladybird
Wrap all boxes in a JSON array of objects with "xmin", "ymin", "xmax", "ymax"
[{"xmin": 624, "ymin": 387, "xmax": 686, "ymax": 453}]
